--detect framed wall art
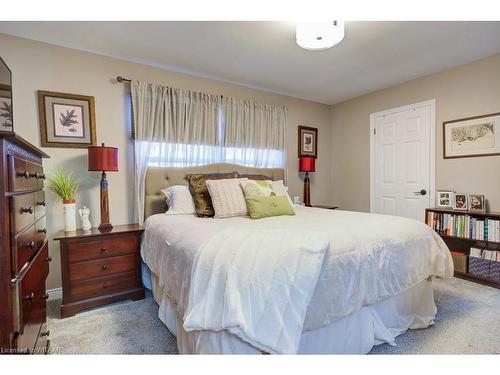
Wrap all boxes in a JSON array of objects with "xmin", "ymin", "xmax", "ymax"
[
  {"xmin": 38, "ymin": 90, "xmax": 96, "ymax": 148},
  {"xmin": 298, "ymin": 125, "xmax": 318, "ymax": 158},
  {"xmin": 443, "ymin": 112, "xmax": 500, "ymax": 159}
]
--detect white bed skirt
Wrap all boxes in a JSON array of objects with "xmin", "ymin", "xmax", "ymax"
[{"xmin": 148, "ymin": 270, "xmax": 437, "ymax": 354}]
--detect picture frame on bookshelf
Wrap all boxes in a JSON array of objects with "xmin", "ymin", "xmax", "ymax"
[
  {"xmin": 453, "ymin": 193, "xmax": 468, "ymax": 211},
  {"xmin": 469, "ymin": 194, "xmax": 485, "ymax": 212},
  {"xmin": 436, "ymin": 190, "xmax": 454, "ymax": 208}
]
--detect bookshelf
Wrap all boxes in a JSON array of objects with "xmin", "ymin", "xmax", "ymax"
[{"xmin": 425, "ymin": 208, "xmax": 500, "ymax": 289}]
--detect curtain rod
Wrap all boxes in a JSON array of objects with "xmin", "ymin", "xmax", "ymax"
[
  {"xmin": 116, "ymin": 75, "xmax": 287, "ymax": 110},
  {"xmin": 116, "ymin": 76, "xmax": 131, "ymax": 83}
]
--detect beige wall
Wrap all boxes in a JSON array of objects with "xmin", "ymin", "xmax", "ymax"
[
  {"xmin": 331, "ymin": 52, "xmax": 500, "ymax": 213},
  {"xmin": 0, "ymin": 33, "xmax": 333, "ymax": 290}
]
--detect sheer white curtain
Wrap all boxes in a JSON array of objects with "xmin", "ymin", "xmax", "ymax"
[
  {"xmin": 131, "ymin": 81, "xmax": 221, "ymax": 223},
  {"xmin": 131, "ymin": 80, "xmax": 287, "ymax": 223},
  {"xmin": 222, "ymin": 97, "xmax": 286, "ymax": 168}
]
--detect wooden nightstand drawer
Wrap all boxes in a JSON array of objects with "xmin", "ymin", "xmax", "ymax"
[
  {"xmin": 55, "ymin": 224, "xmax": 145, "ymax": 318},
  {"xmin": 69, "ymin": 272, "xmax": 139, "ymax": 301},
  {"xmin": 67, "ymin": 234, "xmax": 139, "ymax": 263},
  {"xmin": 69, "ymin": 254, "xmax": 137, "ymax": 282}
]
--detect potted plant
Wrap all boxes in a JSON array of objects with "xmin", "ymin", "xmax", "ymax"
[{"xmin": 48, "ymin": 169, "xmax": 79, "ymax": 232}]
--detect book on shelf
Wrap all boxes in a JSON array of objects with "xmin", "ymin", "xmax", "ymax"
[
  {"xmin": 427, "ymin": 211, "xmax": 500, "ymax": 242},
  {"xmin": 470, "ymin": 247, "xmax": 500, "ymax": 262}
]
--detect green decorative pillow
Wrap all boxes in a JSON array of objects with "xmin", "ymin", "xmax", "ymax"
[
  {"xmin": 245, "ymin": 195, "xmax": 295, "ymax": 219},
  {"xmin": 240, "ymin": 180, "xmax": 274, "ymax": 198},
  {"xmin": 185, "ymin": 172, "xmax": 238, "ymax": 217}
]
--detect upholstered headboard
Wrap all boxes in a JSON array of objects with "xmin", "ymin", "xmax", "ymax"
[{"xmin": 144, "ymin": 163, "xmax": 285, "ymax": 219}]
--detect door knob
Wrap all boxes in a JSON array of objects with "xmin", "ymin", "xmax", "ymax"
[{"xmin": 413, "ymin": 189, "xmax": 427, "ymax": 196}]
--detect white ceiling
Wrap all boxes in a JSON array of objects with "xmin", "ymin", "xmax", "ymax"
[{"xmin": 1, "ymin": 21, "xmax": 500, "ymax": 104}]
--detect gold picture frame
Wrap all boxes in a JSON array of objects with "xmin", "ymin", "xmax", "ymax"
[{"xmin": 38, "ymin": 90, "xmax": 96, "ymax": 148}]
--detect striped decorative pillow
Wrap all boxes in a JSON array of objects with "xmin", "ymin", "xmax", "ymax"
[{"xmin": 205, "ymin": 178, "xmax": 249, "ymax": 218}]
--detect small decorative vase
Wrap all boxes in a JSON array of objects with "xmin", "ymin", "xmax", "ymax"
[
  {"xmin": 63, "ymin": 199, "xmax": 77, "ymax": 232},
  {"xmin": 79, "ymin": 206, "xmax": 92, "ymax": 231}
]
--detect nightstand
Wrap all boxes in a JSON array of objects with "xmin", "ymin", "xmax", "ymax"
[
  {"xmin": 312, "ymin": 205, "xmax": 339, "ymax": 210},
  {"xmin": 54, "ymin": 224, "xmax": 145, "ymax": 318}
]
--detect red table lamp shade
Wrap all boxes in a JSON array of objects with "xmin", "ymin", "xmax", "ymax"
[
  {"xmin": 299, "ymin": 157, "xmax": 315, "ymax": 173},
  {"xmin": 88, "ymin": 143, "xmax": 119, "ymax": 171}
]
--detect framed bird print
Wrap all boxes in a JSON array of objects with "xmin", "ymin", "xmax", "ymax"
[
  {"xmin": 38, "ymin": 90, "xmax": 96, "ymax": 148},
  {"xmin": 298, "ymin": 125, "xmax": 318, "ymax": 158}
]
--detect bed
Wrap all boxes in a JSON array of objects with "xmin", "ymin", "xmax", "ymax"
[{"xmin": 140, "ymin": 164, "xmax": 454, "ymax": 354}]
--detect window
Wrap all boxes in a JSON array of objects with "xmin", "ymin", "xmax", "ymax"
[{"xmin": 142, "ymin": 104, "xmax": 285, "ymax": 168}]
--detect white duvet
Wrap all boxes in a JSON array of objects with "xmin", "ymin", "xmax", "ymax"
[{"xmin": 141, "ymin": 207, "xmax": 453, "ymax": 353}]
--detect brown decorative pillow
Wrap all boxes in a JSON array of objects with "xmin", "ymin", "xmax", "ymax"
[
  {"xmin": 186, "ymin": 172, "xmax": 238, "ymax": 217},
  {"xmin": 237, "ymin": 173, "xmax": 272, "ymax": 181}
]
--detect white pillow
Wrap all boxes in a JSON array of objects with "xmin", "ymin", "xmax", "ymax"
[
  {"xmin": 270, "ymin": 180, "xmax": 295, "ymax": 209},
  {"xmin": 205, "ymin": 178, "xmax": 248, "ymax": 218},
  {"xmin": 161, "ymin": 185, "xmax": 195, "ymax": 215}
]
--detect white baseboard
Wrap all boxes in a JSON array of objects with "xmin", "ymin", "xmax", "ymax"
[{"xmin": 47, "ymin": 287, "xmax": 62, "ymax": 301}]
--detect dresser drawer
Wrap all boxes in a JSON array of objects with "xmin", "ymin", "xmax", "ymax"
[
  {"xmin": 34, "ymin": 190, "xmax": 46, "ymax": 220},
  {"xmin": 14, "ymin": 243, "xmax": 49, "ymax": 351},
  {"xmin": 69, "ymin": 254, "xmax": 137, "ymax": 282},
  {"xmin": 13, "ymin": 223, "xmax": 37, "ymax": 273},
  {"xmin": 69, "ymin": 272, "xmax": 139, "ymax": 301},
  {"xmin": 8, "ymin": 155, "xmax": 45, "ymax": 192},
  {"xmin": 67, "ymin": 234, "xmax": 139, "ymax": 263},
  {"xmin": 11, "ymin": 193, "xmax": 35, "ymax": 233}
]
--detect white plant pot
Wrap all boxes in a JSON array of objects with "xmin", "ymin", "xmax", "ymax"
[{"xmin": 63, "ymin": 202, "xmax": 77, "ymax": 232}]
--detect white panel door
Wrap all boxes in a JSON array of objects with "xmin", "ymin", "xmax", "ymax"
[{"xmin": 372, "ymin": 101, "xmax": 434, "ymax": 221}]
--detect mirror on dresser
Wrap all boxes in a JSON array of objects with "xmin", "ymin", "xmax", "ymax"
[{"xmin": 0, "ymin": 56, "xmax": 14, "ymax": 133}]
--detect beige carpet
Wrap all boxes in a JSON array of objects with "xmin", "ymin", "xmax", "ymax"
[{"xmin": 47, "ymin": 277, "xmax": 500, "ymax": 354}]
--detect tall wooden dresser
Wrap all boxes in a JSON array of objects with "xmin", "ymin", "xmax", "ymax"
[{"xmin": 0, "ymin": 132, "xmax": 50, "ymax": 354}]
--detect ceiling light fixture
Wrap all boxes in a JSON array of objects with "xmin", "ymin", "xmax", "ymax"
[{"xmin": 296, "ymin": 21, "xmax": 345, "ymax": 51}]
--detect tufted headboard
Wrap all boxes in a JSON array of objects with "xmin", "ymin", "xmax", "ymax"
[{"xmin": 144, "ymin": 163, "xmax": 285, "ymax": 219}]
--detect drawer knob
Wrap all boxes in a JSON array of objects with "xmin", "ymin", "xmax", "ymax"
[
  {"xmin": 40, "ymin": 330, "xmax": 50, "ymax": 337},
  {"xmin": 21, "ymin": 206, "xmax": 33, "ymax": 214},
  {"xmin": 18, "ymin": 170, "xmax": 31, "ymax": 179},
  {"xmin": 26, "ymin": 240, "xmax": 36, "ymax": 250},
  {"xmin": 39, "ymin": 174, "xmax": 46, "ymax": 180},
  {"xmin": 102, "ymin": 283, "xmax": 109, "ymax": 288},
  {"xmin": 42, "ymin": 293, "xmax": 49, "ymax": 300},
  {"xmin": 102, "ymin": 265, "xmax": 108, "ymax": 270},
  {"xmin": 24, "ymin": 292, "xmax": 35, "ymax": 301},
  {"xmin": 37, "ymin": 200, "xmax": 46, "ymax": 207},
  {"xmin": 45, "ymin": 256, "xmax": 52, "ymax": 262},
  {"xmin": 38, "ymin": 228, "xmax": 47, "ymax": 234},
  {"xmin": 100, "ymin": 247, "xmax": 107, "ymax": 252}
]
